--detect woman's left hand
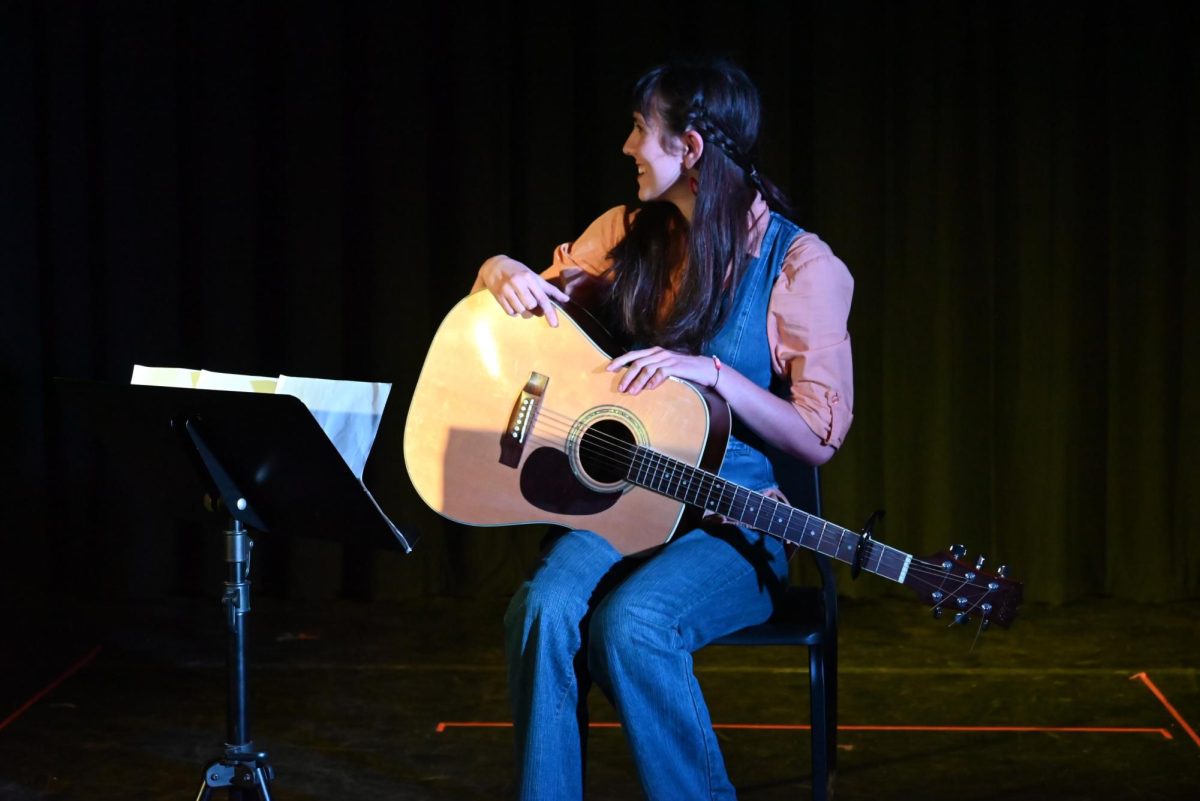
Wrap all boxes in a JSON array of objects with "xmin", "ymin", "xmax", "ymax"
[{"xmin": 606, "ymin": 347, "xmax": 719, "ymax": 394}]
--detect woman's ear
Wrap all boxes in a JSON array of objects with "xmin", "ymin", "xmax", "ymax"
[{"xmin": 681, "ymin": 129, "xmax": 704, "ymax": 169}]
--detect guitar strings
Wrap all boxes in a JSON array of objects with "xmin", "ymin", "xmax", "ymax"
[
  {"xmin": 527, "ymin": 406, "xmax": 990, "ymax": 592},
  {"xmin": 527, "ymin": 408, "xmax": 1000, "ymax": 595},
  {"xmin": 512, "ymin": 406, "xmax": 1000, "ymax": 593},
  {"xmin": 518, "ymin": 407, "xmax": 986, "ymax": 588}
]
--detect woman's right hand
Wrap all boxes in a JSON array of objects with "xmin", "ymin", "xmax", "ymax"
[{"xmin": 476, "ymin": 255, "xmax": 571, "ymax": 327}]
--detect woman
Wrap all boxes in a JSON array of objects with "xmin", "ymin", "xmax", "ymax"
[{"xmin": 473, "ymin": 59, "xmax": 853, "ymax": 800}]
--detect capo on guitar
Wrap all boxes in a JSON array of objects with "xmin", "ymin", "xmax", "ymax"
[{"xmin": 851, "ymin": 509, "xmax": 885, "ymax": 580}]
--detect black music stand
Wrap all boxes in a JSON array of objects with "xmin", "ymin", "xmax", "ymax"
[{"xmin": 55, "ymin": 379, "xmax": 411, "ymax": 801}]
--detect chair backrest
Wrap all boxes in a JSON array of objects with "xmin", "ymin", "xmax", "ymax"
[
  {"xmin": 773, "ymin": 454, "xmax": 822, "ymax": 518},
  {"xmin": 768, "ymin": 450, "xmax": 837, "ymax": 627}
]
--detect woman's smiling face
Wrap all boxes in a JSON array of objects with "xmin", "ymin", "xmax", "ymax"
[{"xmin": 622, "ymin": 109, "xmax": 690, "ymax": 206}]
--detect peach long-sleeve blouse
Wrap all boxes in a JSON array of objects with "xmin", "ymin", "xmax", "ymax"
[{"xmin": 540, "ymin": 200, "xmax": 854, "ymax": 449}]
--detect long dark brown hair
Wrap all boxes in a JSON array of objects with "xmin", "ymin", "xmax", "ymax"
[{"xmin": 606, "ymin": 59, "xmax": 793, "ymax": 353}]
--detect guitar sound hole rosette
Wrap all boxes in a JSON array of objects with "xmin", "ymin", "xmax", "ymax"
[{"xmin": 567, "ymin": 406, "xmax": 648, "ymax": 493}]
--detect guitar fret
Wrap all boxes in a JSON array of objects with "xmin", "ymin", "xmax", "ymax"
[
  {"xmin": 760, "ymin": 497, "xmax": 779, "ymax": 533},
  {"xmin": 706, "ymin": 478, "xmax": 725, "ymax": 513},
  {"xmin": 721, "ymin": 481, "xmax": 734, "ymax": 515},
  {"xmin": 813, "ymin": 521, "xmax": 830, "ymax": 555},
  {"xmin": 725, "ymin": 485, "xmax": 740, "ymax": 520},
  {"xmin": 871, "ymin": 542, "xmax": 886, "ymax": 576},
  {"xmin": 732, "ymin": 486, "xmax": 751, "ymax": 523},
  {"xmin": 885, "ymin": 547, "xmax": 897, "ymax": 575},
  {"xmin": 770, "ymin": 500, "xmax": 790, "ymax": 537},
  {"xmin": 877, "ymin": 545, "xmax": 909, "ymax": 583},
  {"xmin": 733, "ymin": 489, "xmax": 747, "ymax": 523},
  {"xmin": 745, "ymin": 492, "xmax": 763, "ymax": 529},
  {"xmin": 743, "ymin": 489, "xmax": 759, "ymax": 525},
  {"xmin": 700, "ymin": 474, "xmax": 715, "ymax": 511},
  {"xmin": 631, "ymin": 447, "xmax": 646, "ymax": 485},
  {"xmin": 680, "ymin": 464, "xmax": 695, "ymax": 504},
  {"xmin": 780, "ymin": 510, "xmax": 800, "ymax": 545},
  {"xmin": 838, "ymin": 526, "xmax": 858, "ymax": 563},
  {"xmin": 648, "ymin": 448, "xmax": 667, "ymax": 491},
  {"xmin": 669, "ymin": 459, "xmax": 681, "ymax": 496},
  {"xmin": 799, "ymin": 515, "xmax": 819, "ymax": 546}
]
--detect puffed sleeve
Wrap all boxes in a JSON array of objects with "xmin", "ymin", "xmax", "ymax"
[
  {"xmin": 768, "ymin": 232, "xmax": 855, "ymax": 449},
  {"xmin": 540, "ymin": 205, "xmax": 627, "ymax": 283}
]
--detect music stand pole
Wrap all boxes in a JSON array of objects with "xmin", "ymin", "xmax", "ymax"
[{"xmin": 196, "ymin": 511, "xmax": 274, "ymax": 801}]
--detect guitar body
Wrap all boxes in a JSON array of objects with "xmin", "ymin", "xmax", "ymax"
[{"xmin": 404, "ymin": 291, "xmax": 729, "ymax": 554}]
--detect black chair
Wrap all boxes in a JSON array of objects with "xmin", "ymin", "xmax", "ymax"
[{"xmin": 711, "ymin": 462, "xmax": 837, "ymax": 801}]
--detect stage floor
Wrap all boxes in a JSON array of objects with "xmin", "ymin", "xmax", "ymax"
[{"xmin": 2, "ymin": 592, "xmax": 1197, "ymax": 800}]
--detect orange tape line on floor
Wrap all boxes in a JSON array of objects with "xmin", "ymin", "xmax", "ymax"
[
  {"xmin": 1131, "ymin": 671, "xmax": 1200, "ymax": 750},
  {"xmin": 0, "ymin": 645, "xmax": 103, "ymax": 733},
  {"xmin": 435, "ymin": 721, "xmax": 1173, "ymax": 739}
]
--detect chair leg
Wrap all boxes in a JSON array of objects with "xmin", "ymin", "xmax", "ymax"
[
  {"xmin": 826, "ymin": 635, "xmax": 838, "ymax": 783},
  {"xmin": 808, "ymin": 643, "xmax": 828, "ymax": 801}
]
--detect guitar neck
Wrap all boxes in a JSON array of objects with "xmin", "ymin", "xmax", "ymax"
[{"xmin": 627, "ymin": 446, "xmax": 913, "ymax": 585}]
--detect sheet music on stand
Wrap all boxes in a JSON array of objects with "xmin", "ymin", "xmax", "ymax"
[{"xmin": 129, "ymin": 364, "xmax": 409, "ymax": 550}]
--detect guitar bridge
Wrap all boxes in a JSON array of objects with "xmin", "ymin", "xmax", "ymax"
[{"xmin": 499, "ymin": 372, "xmax": 548, "ymax": 468}]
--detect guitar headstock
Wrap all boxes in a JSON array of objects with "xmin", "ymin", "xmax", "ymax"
[{"xmin": 902, "ymin": 545, "xmax": 1024, "ymax": 630}]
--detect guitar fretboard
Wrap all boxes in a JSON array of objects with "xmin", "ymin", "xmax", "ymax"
[{"xmin": 626, "ymin": 445, "xmax": 912, "ymax": 584}]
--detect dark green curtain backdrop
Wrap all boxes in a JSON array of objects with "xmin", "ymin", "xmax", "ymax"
[{"xmin": 1, "ymin": 1, "xmax": 1195, "ymax": 608}]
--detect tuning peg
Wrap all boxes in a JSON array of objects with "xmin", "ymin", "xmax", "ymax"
[
  {"xmin": 932, "ymin": 606, "xmax": 943, "ymax": 620},
  {"xmin": 997, "ymin": 564, "xmax": 1009, "ymax": 578},
  {"xmin": 950, "ymin": 544, "xmax": 967, "ymax": 558},
  {"xmin": 980, "ymin": 618, "xmax": 991, "ymax": 631},
  {"xmin": 975, "ymin": 554, "xmax": 986, "ymax": 570},
  {"xmin": 953, "ymin": 611, "xmax": 969, "ymax": 625}
]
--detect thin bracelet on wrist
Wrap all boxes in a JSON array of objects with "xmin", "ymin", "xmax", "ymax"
[{"xmin": 711, "ymin": 354, "xmax": 722, "ymax": 389}]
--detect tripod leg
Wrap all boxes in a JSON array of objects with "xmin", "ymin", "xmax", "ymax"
[{"xmin": 255, "ymin": 766, "xmax": 274, "ymax": 801}]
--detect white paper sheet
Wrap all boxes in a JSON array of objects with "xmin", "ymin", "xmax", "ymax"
[{"xmin": 275, "ymin": 375, "xmax": 390, "ymax": 479}]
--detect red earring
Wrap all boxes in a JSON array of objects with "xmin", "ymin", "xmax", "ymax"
[{"xmin": 689, "ymin": 175, "xmax": 699, "ymax": 195}]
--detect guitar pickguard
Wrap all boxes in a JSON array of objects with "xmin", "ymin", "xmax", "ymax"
[{"xmin": 519, "ymin": 447, "xmax": 622, "ymax": 516}]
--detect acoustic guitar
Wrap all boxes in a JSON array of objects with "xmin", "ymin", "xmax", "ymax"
[{"xmin": 404, "ymin": 290, "xmax": 1023, "ymax": 629}]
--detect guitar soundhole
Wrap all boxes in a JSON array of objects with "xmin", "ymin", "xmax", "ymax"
[{"xmin": 577, "ymin": 419, "xmax": 636, "ymax": 485}]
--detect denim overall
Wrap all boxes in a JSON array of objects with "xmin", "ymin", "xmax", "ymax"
[{"xmin": 504, "ymin": 214, "xmax": 804, "ymax": 800}]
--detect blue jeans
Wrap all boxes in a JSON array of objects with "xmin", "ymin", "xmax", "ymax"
[{"xmin": 503, "ymin": 443, "xmax": 790, "ymax": 800}]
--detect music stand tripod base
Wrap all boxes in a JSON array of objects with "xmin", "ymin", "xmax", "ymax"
[{"xmin": 198, "ymin": 753, "xmax": 275, "ymax": 801}]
